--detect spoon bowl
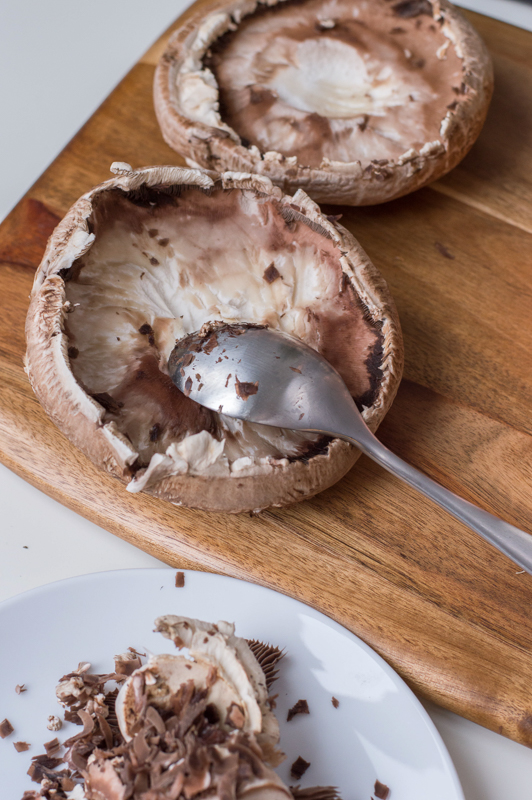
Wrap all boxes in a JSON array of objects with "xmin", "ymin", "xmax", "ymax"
[
  {"xmin": 169, "ymin": 324, "xmax": 532, "ymax": 575},
  {"xmin": 168, "ymin": 324, "xmax": 357, "ymax": 434}
]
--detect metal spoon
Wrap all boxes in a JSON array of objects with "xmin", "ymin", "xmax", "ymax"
[{"xmin": 169, "ymin": 325, "xmax": 532, "ymax": 575}]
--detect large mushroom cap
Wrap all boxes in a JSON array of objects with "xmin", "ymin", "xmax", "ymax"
[
  {"xmin": 154, "ymin": 0, "xmax": 493, "ymax": 205},
  {"xmin": 25, "ymin": 164, "xmax": 403, "ymax": 513}
]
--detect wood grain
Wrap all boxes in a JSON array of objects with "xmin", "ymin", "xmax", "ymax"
[{"xmin": 1, "ymin": 6, "xmax": 532, "ymax": 747}]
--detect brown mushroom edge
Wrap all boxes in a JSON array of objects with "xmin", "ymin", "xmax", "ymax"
[
  {"xmin": 25, "ymin": 165, "xmax": 403, "ymax": 513},
  {"xmin": 154, "ymin": 0, "xmax": 493, "ymax": 206}
]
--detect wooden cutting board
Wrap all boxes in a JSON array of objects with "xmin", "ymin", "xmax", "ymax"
[{"xmin": 1, "ymin": 5, "xmax": 532, "ymax": 747}]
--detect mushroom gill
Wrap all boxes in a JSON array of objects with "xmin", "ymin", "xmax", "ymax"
[
  {"xmin": 154, "ymin": 0, "xmax": 493, "ymax": 205},
  {"xmin": 208, "ymin": 0, "xmax": 464, "ymax": 168}
]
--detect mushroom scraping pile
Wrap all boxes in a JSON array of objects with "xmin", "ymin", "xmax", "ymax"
[{"xmin": 20, "ymin": 615, "xmax": 341, "ymax": 800}]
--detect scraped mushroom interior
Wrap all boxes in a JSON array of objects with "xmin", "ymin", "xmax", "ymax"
[
  {"xmin": 203, "ymin": 0, "xmax": 464, "ymax": 167},
  {"xmin": 63, "ymin": 184, "xmax": 383, "ymax": 490}
]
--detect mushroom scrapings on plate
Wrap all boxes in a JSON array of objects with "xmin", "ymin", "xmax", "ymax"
[
  {"xmin": 20, "ymin": 614, "xmax": 342, "ymax": 800},
  {"xmin": 154, "ymin": 0, "xmax": 493, "ymax": 204},
  {"xmin": 25, "ymin": 165, "xmax": 403, "ymax": 513}
]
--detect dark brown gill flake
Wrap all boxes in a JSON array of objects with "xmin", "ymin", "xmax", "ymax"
[
  {"xmin": 114, "ymin": 651, "xmax": 143, "ymax": 676},
  {"xmin": 291, "ymin": 756, "xmax": 311, "ymax": 780},
  {"xmin": 181, "ymin": 353, "xmax": 196, "ymax": 369},
  {"xmin": 235, "ymin": 376, "xmax": 259, "ymax": 401},
  {"xmin": 31, "ymin": 753, "xmax": 65, "ymax": 769},
  {"xmin": 0, "ymin": 718, "xmax": 14, "ymax": 738},
  {"xmin": 374, "ymin": 779, "xmax": 390, "ymax": 799},
  {"xmin": 44, "ymin": 737, "xmax": 62, "ymax": 755},
  {"xmin": 175, "ymin": 571, "xmax": 185, "ymax": 588},
  {"xmin": 264, "ymin": 263, "xmax": 281, "ymax": 283},
  {"xmin": 201, "ymin": 332, "xmax": 220, "ymax": 355},
  {"xmin": 331, "ymin": 696, "xmax": 339, "ymax": 709},
  {"xmin": 14, "ymin": 741, "xmax": 30, "ymax": 752},
  {"xmin": 27, "ymin": 762, "xmax": 71, "ymax": 785},
  {"xmin": 287, "ymin": 699, "xmax": 310, "ymax": 721}
]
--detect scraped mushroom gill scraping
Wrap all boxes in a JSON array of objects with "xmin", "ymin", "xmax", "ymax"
[
  {"xmin": 154, "ymin": 0, "xmax": 493, "ymax": 204},
  {"xmin": 25, "ymin": 165, "xmax": 403, "ymax": 513},
  {"xmin": 19, "ymin": 614, "xmax": 346, "ymax": 800}
]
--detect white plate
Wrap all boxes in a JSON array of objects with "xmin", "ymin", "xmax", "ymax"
[{"xmin": 0, "ymin": 569, "xmax": 464, "ymax": 799}]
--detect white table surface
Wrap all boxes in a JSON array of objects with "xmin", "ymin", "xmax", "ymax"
[{"xmin": 0, "ymin": 1, "xmax": 531, "ymax": 797}]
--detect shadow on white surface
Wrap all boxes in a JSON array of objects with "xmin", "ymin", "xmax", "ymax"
[
  {"xmin": 0, "ymin": 463, "xmax": 165, "ymax": 603},
  {"xmin": 424, "ymin": 700, "xmax": 532, "ymax": 800}
]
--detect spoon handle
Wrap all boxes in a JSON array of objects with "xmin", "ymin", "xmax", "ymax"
[{"xmin": 348, "ymin": 430, "xmax": 532, "ymax": 575}]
